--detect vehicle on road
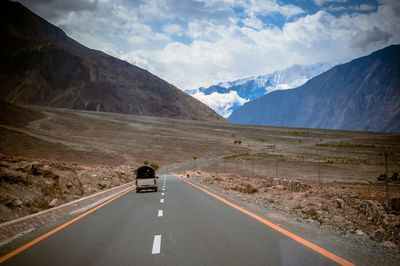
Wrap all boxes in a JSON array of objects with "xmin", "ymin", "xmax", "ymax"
[{"xmin": 135, "ymin": 165, "xmax": 158, "ymax": 193}]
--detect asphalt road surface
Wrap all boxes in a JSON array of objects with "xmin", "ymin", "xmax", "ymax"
[{"xmin": 1, "ymin": 175, "xmax": 350, "ymax": 265}]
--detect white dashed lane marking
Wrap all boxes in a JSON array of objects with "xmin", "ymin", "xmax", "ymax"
[
  {"xmin": 158, "ymin": 210, "xmax": 163, "ymax": 217},
  {"xmin": 152, "ymin": 235, "xmax": 162, "ymax": 254},
  {"xmin": 161, "ymin": 192, "xmax": 165, "ymax": 196},
  {"xmin": 160, "ymin": 199, "xmax": 164, "ymax": 203}
]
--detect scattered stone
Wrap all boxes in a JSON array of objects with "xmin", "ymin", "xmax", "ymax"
[
  {"xmin": 48, "ymin": 198, "xmax": 59, "ymax": 208},
  {"xmin": 335, "ymin": 198, "xmax": 345, "ymax": 209},
  {"xmin": 66, "ymin": 183, "xmax": 73, "ymax": 189},
  {"xmin": 12, "ymin": 199, "xmax": 23, "ymax": 208},
  {"xmin": 356, "ymin": 229, "xmax": 365, "ymax": 236},
  {"xmin": 302, "ymin": 207, "xmax": 317, "ymax": 217},
  {"xmin": 38, "ymin": 165, "xmax": 51, "ymax": 175},
  {"xmin": 98, "ymin": 182, "xmax": 107, "ymax": 189},
  {"xmin": 382, "ymin": 241, "xmax": 398, "ymax": 249},
  {"xmin": 332, "ymin": 215, "xmax": 346, "ymax": 225},
  {"xmin": 373, "ymin": 228, "xmax": 386, "ymax": 242}
]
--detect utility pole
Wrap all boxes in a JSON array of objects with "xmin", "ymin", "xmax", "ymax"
[
  {"xmin": 235, "ymin": 159, "xmax": 238, "ymax": 174},
  {"xmin": 318, "ymin": 161, "xmax": 322, "ymax": 196},
  {"xmin": 383, "ymin": 151, "xmax": 393, "ymax": 200},
  {"xmin": 384, "ymin": 152, "xmax": 389, "ymax": 200}
]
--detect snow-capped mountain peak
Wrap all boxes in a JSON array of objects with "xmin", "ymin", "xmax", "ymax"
[{"xmin": 185, "ymin": 62, "xmax": 334, "ymax": 118}]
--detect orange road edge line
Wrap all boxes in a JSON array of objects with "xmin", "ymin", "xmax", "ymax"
[
  {"xmin": 178, "ymin": 176, "xmax": 354, "ymax": 266},
  {"xmin": 0, "ymin": 187, "xmax": 135, "ymax": 264}
]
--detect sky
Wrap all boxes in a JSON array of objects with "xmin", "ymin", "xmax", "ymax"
[{"xmin": 19, "ymin": 0, "xmax": 400, "ymax": 90}]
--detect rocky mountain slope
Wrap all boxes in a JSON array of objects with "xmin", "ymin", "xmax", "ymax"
[
  {"xmin": 186, "ymin": 63, "xmax": 333, "ymax": 117},
  {"xmin": 0, "ymin": 1, "xmax": 223, "ymax": 122},
  {"xmin": 229, "ymin": 45, "xmax": 400, "ymax": 132}
]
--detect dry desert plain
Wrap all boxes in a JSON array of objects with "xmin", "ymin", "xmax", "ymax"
[{"xmin": 1, "ymin": 103, "xmax": 400, "ymax": 259}]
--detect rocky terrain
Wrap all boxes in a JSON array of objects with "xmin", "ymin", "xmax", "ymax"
[
  {"xmin": 179, "ymin": 170, "xmax": 400, "ymax": 251},
  {"xmin": 230, "ymin": 45, "xmax": 400, "ymax": 132},
  {"xmin": 0, "ymin": 154, "xmax": 134, "ymax": 223},
  {"xmin": 0, "ymin": 1, "xmax": 223, "ymax": 122}
]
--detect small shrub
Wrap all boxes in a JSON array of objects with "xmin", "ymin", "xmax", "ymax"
[
  {"xmin": 287, "ymin": 130, "xmax": 310, "ymax": 136},
  {"xmin": 234, "ymin": 140, "xmax": 242, "ymax": 144},
  {"xmin": 150, "ymin": 162, "xmax": 159, "ymax": 170},
  {"xmin": 143, "ymin": 161, "xmax": 149, "ymax": 165}
]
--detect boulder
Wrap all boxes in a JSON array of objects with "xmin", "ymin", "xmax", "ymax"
[
  {"xmin": 98, "ymin": 182, "xmax": 107, "ymax": 189},
  {"xmin": 332, "ymin": 215, "xmax": 346, "ymax": 225},
  {"xmin": 335, "ymin": 198, "xmax": 345, "ymax": 209},
  {"xmin": 23, "ymin": 162, "xmax": 42, "ymax": 175},
  {"xmin": 356, "ymin": 229, "xmax": 365, "ymax": 236},
  {"xmin": 382, "ymin": 241, "xmax": 398, "ymax": 249},
  {"xmin": 12, "ymin": 198, "xmax": 23, "ymax": 207},
  {"xmin": 48, "ymin": 198, "xmax": 59, "ymax": 208},
  {"xmin": 373, "ymin": 228, "xmax": 386, "ymax": 242},
  {"xmin": 302, "ymin": 207, "xmax": 318, "ymax": 217}
]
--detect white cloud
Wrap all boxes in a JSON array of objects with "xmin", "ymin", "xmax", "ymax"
[
  {"xmin": 232, "ymin": 0, "xmax": 305, "ymax": 17},
  {"xmin": 192, "ymin": 91, "xmax": 248, "ymax": 117},
  {"xmin": 242, "ymin": 16, "xmax": 263, "ymax": 30},
  {"xmin": 325, "ymin": 4, "xmax": 376, "ymax": 12},
  {"xmin": 314, "ymin": 0, "xmax": 347, "ymax": 6},
  {"xmin": 18, "ymin": 0, "xmax": 400, "ymax": 91},
  {"xmin": 162, "ymin": 24, "xmax": 184, "ymax": 36}
]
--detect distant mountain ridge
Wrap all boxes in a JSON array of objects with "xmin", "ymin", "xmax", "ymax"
[
  {"xmin": 186, "ymin": 63, "xmax": 333, "ymax": 117},
  {"xmin": 0, "ymin": 1, "xmax": 224, "ymax": 122},
  {"xmin": 229, "ymin": 45, "xmax": 400, "ymax": 132}
]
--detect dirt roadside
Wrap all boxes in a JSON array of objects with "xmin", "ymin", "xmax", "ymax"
[{"xmin": 0, "ymin": 154, "xmax": 135, "ymax": 223}]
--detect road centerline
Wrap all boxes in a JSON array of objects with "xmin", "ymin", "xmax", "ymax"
[{"xmin": 151, "ymin": 235, "xmax": 162, "ymax": 254}]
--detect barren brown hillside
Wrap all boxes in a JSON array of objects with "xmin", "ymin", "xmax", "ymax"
[{"xmin": 0, "ymin": 1, "xmax": 223, "ymax": 122}]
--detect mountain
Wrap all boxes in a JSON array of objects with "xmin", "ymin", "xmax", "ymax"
[
  {"xmin": 229, "ymin": 45, "xmax": 400, "ymax": 132},
  {"xmin": 0, "ymin": 1, "xmax": 223, "ymax": 122},
  {"xmin": 185, "ymin": 63, "xmax": 333, "ymax": 117}
]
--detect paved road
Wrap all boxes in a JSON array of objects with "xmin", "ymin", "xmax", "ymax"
[{"xmin": 2, "ymin": 175, "xmax": 343, "ymax": 265}]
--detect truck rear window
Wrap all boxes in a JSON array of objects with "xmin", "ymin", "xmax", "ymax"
[{"xmin": 136, "ymin": 166, "xmax": 155, "ymax": 179}]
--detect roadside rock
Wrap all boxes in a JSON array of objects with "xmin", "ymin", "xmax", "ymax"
[
  {"xmin": 12, "ymin": 198, "xmax": 23, "ymax": 208},
  {"xmin": 332, "ymin": 215, "xmax": 346, "ymax": 225},
  {"xmin": 98, "ymin": 182, "xmax": 107, "ymax": 189},
  {"xmin": 382, "ymin": 241, "xmax": 398, "ymax": 249},
  {"xmin": 302, "ymin": 207, "xmax": 318, "ymax": 217},
  {"xmin": 335, "ymin": 198, "xmax": 345, "ymax": 209},
  {"xmin": 48, "ymin": 198, "xmax": 59, "ymax": 208},
  {"xmin": 356, "ymin": 229, "xmax": 365, "ymax": 236},
  {"xmin": 373, "ymin": 228, "xmax": 386, "ymax": 242}
]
